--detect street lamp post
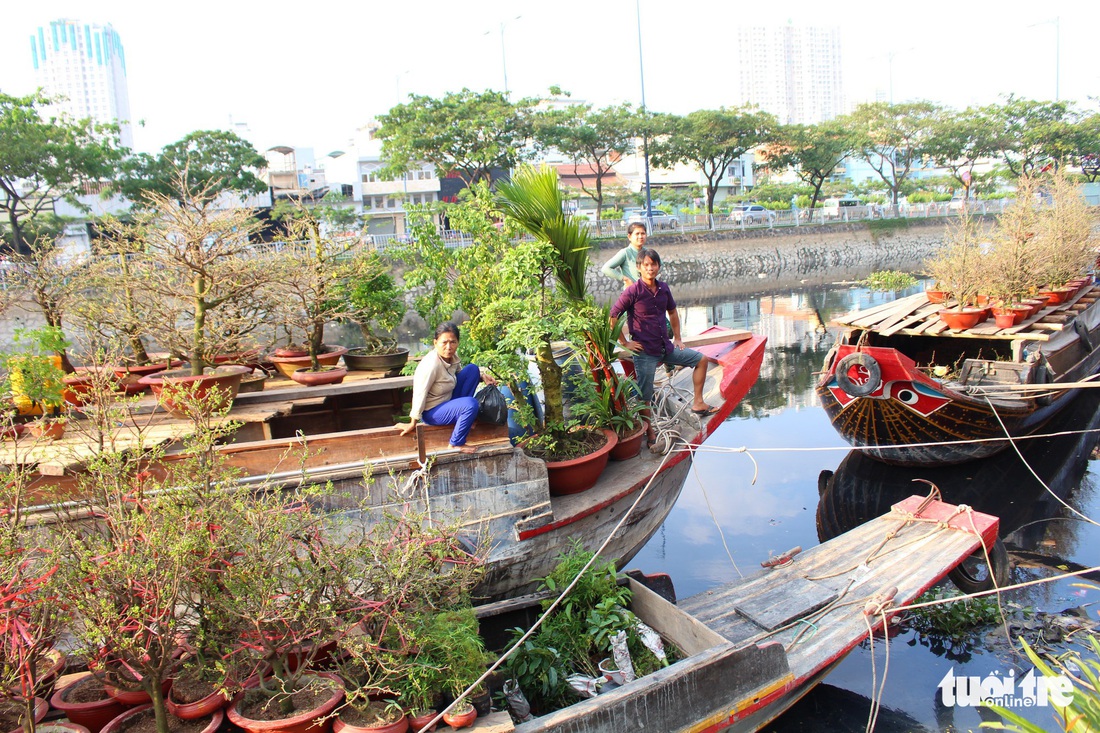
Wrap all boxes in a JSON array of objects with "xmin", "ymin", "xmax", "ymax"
[
  {"xmin": 1028, "ymin": 17, "xmax": 1061, "ymax": 101},
  {"xmin": 485, "ymin": 15, "xmax": 522, "ymax": 94},
  {"xmin": 636, "ymin": 0, "xmax": 653, "ymax": 225}
]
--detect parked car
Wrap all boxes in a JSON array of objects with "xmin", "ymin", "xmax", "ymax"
[
  {"xmin": 728, "ymin": 204, "xmax": 777, "ymax": 224},
  {"xmin": 622, "ymin": 208, "xmax": 679, "ymax": 230}
]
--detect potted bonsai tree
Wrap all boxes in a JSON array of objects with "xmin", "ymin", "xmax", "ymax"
[
  {"xmin": 1035, "ymin": 170, "xmax": 1096, "ymax": 296},
  {"xmin": 336, "ymin": 251, "xmax": 409, "ymax": 374},
  {"xmin": 923, "ymin": 209, "xmax": 988, "ymax": 330},
  {"xmin": 119, "ymin": 170, "xmax": 272, "ymax": 407}
]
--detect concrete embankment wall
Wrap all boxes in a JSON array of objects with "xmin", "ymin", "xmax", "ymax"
[{"xmin": 588, "ymin": 217, "xmax": 977, "ymax": 300}]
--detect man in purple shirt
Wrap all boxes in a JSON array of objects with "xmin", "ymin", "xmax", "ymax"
[{"xmin": 610, "ymin": 248, "xmax": 716, "ymax": 441}]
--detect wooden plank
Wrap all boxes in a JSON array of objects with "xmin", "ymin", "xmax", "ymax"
[
  {"xmin": 873, "ymin": 299, "xmax": 938, "ymax": 334},
  {"xmin": 626, "ymin": 578, "xmax": 726, "ymax": 655},
  {"xmin": 878, "ymin": 303, "xmax": 945, "ymax": 337},
  {"xmin": 681, "ymin": 330, "xmax": 753, "ymax": 348},
  {"xmin": 234, "ymin": 374, "xmax": 412, "ymax": 406},
  {"xmin": 733, "ymin": 577, "xmax": 838, "ymax": 631}
]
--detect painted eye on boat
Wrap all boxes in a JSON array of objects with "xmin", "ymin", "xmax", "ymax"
[{"xmin": 895, "ymin": 388, "xmax": 919, "ymax": 405}]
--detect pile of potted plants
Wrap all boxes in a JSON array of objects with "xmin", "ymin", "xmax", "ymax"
[{"xmin": 1, "ymin": 327, "xmax": 71, "ymax": 440}]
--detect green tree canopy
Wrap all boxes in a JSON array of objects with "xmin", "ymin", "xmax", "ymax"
[
  {"xmin": 648, "ymin": 107, "xmax": 777, "ymax": 215},
  {"xmin": 762, "ymin": 120, "xmax": 855, "ymax": 211},
  {"xmin": 0, "ymin": 90, "xmax": 124, "ymax": 254},
  {"xmin": 533, "ymin": 102, "xmax": 640, "ymax": 222},
  {"xmin": 116, "ymin": 129, "xmax": 268, "ymax": 207},
  {"xmin": 377, "ymin": 89, "xmax": 535, "ymax": 187},
  {"xmin": 849, "ymin": 101, "xmax": 943, "ymax": 208},
  {"xmin": 986, "ymin": 95, "xmax": 1080, "ymax": 176},
  {"xmin": 924, "ymin": 108, "xmax": 999, "ymax": 200}
]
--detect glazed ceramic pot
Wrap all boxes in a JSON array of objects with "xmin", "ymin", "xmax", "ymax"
[
  {"xmin": 333, "ymin": 707, "xmax": 409, "ymax": 733},
  {"xmin": 343, "ymin": 348, "xmax": 409, "ymax": 373},
  {"xmin": 269, "ymin": 346, "xmax": 349, "ymax": 379},
  {"xmin": 405, "ymin": 710, "xmax": 437, "ymax": 733},
  {"xmin": 28, "ymin": 418, "xmax": 66, "ymax": 441},
  {"xmin": 937, "ymin": 308, "xmax": 986, "ymax": 331},
  {"xmin": 4, "ymin": 697, "xmax": 47, "ymax": 733},
  {"xmin": 993, "ymin": 312, "xmax": 1016, "ymax": 329},
  {"xmin": 289, "ymin": 366, "xmax": 348, "ymax": 387},
  {"xmin": 138, "ymin": 365, "xmax": 250, "ymax": 416},
  {"xmin": 165, "ymin": 680, "xmax": 232, "ymax": 720},
  {"xmin": 440, "ymin": 705, "xmax": 476, "ymax": 730}
]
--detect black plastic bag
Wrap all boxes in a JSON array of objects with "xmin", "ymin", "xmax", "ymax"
[{"xmin": 475, "ymin": 384, "xmax": 509, "ymax": 424}]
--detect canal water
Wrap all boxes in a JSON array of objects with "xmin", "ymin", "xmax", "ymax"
[{"xmin": 630, "ymin": 274, "xmax": 1100, "ymax": 731}]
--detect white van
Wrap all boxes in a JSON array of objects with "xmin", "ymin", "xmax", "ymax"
[{"xmin": 822, "ymin": 197, "xmax": 864, "ymax": 219}]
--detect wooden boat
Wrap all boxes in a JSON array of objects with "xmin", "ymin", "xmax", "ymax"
[
  {"xmin": 474, "ymin": 495, "xmax": 999, "ymax": 732},
  {"xmin": 3, "ymin": 327, "xmax": 766, "ymax": 603},
  {"xmin": 816, "ymin": 282, "xmax": 1100, "ymax": 465}
]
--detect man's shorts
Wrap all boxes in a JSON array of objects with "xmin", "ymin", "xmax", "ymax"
[{"xmin": 631, "ymin": 347, "xmax": 703, "ymax": 402}]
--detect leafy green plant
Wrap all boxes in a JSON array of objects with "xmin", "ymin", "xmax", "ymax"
[
  {"xmin": 862, "ymin": 270, "xmax": 918, "ymax": 293},
  {"xmin": 907, "ymin": 586, "xmax": 1001, "ymax": 640},
  {"xmin": 982, "ymin": 634, "xmax": 1100, "ymax": 731},
  {"xmin": 2, "ymin": 326, "xmax": 70, "ymax": 416}
]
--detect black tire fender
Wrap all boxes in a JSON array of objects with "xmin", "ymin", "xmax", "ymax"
[
  {"xmin": 948, "ymin": 538, "xmax": 1010, "ymax": 594},
  {"xmin": 834, "ymin": 352, "xmax": 882, "ymax": 398}
]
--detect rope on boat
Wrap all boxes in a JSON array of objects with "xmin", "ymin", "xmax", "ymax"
[
  {"xmin": 417, "ymin": 435, "xmax": 682, "ymax": 733},
  {"xmin": 690, "ymin": 425, "xmax": 1100, "ymax": 457},
  {"xmin": 983, "ymin": 394, "xmax": 1100, "ymax": 529}
]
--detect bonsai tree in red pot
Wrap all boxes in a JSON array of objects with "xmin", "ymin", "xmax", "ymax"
[
  {"xmin": 0, "ymin": 476, "xmax": 69, "ymax": 733},
  {"xmin": 924, "ymin": 209, "xmax": 988, "ymax": 330},
  {"xmin": 268, "ymin": 197, "xmax": 394, "ymax": 384},
  {"xmin": 52, "ymin": 387, "xmax": 259, "ymax": 733}
]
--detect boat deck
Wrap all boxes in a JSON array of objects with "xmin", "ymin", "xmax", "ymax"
[
  {"xmin": 834, "ymin": 285, "xmax": 1099, "ymax": 342},
  {"xmin": 679, "ymin": 496, "xmax": 997, "ymax": 680}
]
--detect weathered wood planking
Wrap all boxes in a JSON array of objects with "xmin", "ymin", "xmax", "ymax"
[{"xmin": 679, "ymin": 501, "xmax": 991, "ymax": 681}]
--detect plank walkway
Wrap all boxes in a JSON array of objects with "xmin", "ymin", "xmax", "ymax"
[
  {"xmin": 833, "ymin": 286, "xmax": 1098, "ymax": 343},
  {"xmin": 679, "ymin": 497, "xmax": 995, "ymax": 680}
]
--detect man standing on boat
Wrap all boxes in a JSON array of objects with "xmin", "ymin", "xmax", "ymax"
[
  {"xmin": 601, "ymin": 222, "xmax": 647, "ymax": 288},
  {"xmin": 610, "ymin": 248, "xmax": 716, "ymax": 443}
]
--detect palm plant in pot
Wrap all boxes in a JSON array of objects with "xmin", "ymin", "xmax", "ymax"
[{"xmin": 484, "ymin": 166, "xmax": 617, "ymax": 492}]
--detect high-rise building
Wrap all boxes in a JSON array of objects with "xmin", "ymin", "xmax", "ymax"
[
  {"xmin": 735, "ymin": 24, "xmax": 844, "ymax": 125},
  {"xmin": 29, "ymin": 19, "xmax": 133, "ymax": 148}
]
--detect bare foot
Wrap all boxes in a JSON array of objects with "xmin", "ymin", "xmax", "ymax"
[{"xmin": 452, "ymin": 444, "xmax": 477, "ymax": 454}]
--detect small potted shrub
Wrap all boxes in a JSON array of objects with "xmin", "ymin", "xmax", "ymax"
[
  {"xmin": 1, "ymin": 327, "xmax": 70, "ymax": 439},
  {"xmin": 337, "ymin": 253, "xmax": 409, "ymax": 373}
]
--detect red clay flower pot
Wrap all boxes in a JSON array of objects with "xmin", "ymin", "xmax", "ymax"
[
  {"xmin": 937, "ymin": 308, "xmax": 986, "ymax": 331},
  {"xmin": 165, "ymin": 683, "xmax": 232, "ymax": 720},
  {"xmin": 102, "ymin": 678, "xmax": 171, "ymax": 707},
  {"xmin": 101, "ymin": 705, "xmax": 222, "ymax": 733},
  {"xmin": 609, "ymin": 421, "xmax": 647, "ymax": 461},
  {"xmin": 405, "ymin": 710, "xmax": 437, "ymax": 732},
  {"xmin": 1040, "ymin": 288, "xmax": 1073, "ymax": 305},
  {"xmin": 228, "ymin": 672, "xmax": 345, "ymax": 733},
  {"xmin": 50, "ymin": 676, "xmax": 129, "ymax": 733},
  {"xmin": 334, "ymin": 707, "xmax": 409, "ymax": 733},
  {"xmin": 36, "ymin": 722, "xmax": 92, "ymax": 733},
  {"xmin": 441, "ymin": 705, "xmax": 476, "ymax": 729},
  {"xmin": 993, "ymin": 312, "xmax": 1016, "ymax": 328},
  {"xmin": 925, "ymin": 289, "xmax": 947, "ymax": 304},
  {"xmin": 4, "ymin": 697, "xmax": 47, "ymax": 733},
  {"xmin": 543, "ymin": 429, "xmax": 618, "ymax": 496}
]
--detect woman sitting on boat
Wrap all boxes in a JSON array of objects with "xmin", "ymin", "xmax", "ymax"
[{"xmin": 399, "ymin": 321, "xmax": 496, "ymax": 454}]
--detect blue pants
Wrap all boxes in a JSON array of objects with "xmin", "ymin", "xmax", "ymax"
[{"xmin": 422, "ymin": 364, "xmax": 481, "ymax": 447}]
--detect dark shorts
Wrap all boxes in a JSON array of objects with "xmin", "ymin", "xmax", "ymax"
[{"xmin": 632, "ymin": 347, "xmax": 703, "ymax": 402}]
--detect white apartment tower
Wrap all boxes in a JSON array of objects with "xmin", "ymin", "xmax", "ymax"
[
  {"xmin": 29, "ymin": 19, "xmax": 133, "ymax": 148},
  {"xmin": 736, "ymin": 24, "xmax": 844, "ymax": 125}
]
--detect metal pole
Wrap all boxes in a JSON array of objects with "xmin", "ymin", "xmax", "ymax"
[
  {"xmin": 636, "ymin": 0, "xmax": 653, "ymax": 222},
  {"xmin": 500, "ymin": 23, "xmax": 509, "ymax": 94}
]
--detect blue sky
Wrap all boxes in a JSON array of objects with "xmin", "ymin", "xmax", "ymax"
[{"xmin": 2, "ymin": 0, "xmax": 1096, "ymax": 155}]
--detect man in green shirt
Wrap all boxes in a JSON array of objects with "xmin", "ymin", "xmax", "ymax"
[{"xmin": 601, "ymin": 222, "xmax": 647, "ymax": 289}]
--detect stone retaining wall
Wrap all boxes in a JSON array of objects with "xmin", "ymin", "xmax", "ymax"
[{"xmin": 588, "ymin": 217, "xmax": 988, "ymax": 299}]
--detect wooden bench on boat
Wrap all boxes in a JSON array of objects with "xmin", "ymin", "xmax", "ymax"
[{"xmin": 835, "ymin": 285, "xmax": 1100, "ymax": 360}]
